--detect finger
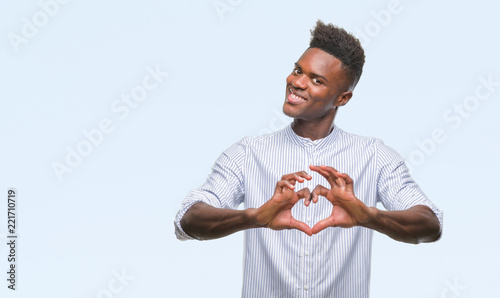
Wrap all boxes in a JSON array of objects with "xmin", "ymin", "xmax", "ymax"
[
  {"xmin": 310, "ymin": 184, "xmax": 330, "ymax": 204},
  {"xmin": 290, "ymin": 219, "xmax": 313, "ymax": 236},
  {"xmin": 312, "ymin": 217, "xmax": 335, "ymax": 234},
  {"xmin": 294, "ymin": 171, "xmax": 312, "ymax": 181},
  {"xmin": 274, "ymin": 180, "xmax": 295, "ymax": 195},
  {"xmin": 319, "ymin": 165, "xmax": 339, "ymax": 173},
  {"xmin": 281, "ymin": 171, "xmax": 312, "ymax": 184},
  {"xmin": 320, "ymin": 165, "xmax": 342, "ymax": 185},
  {"xmin": 282, "ymin": 174, "xmax": 300, "ymax": 185},
  {"xmin": 309, "ymin": 165, "xmax": 331, "ymax": 179},
  {"xmin": 310, "ymin": 165, "xmax": 338, "ymax": 187},
  {"xmin": 324, "ymin": 170, "xmax": 339, "ymax": 187},
  {"xmin": 296, "ymin": 187, "xmax": 311, "ymax": 206},
  {"xmin": 336, "ymin": 172, "xmax": 354, "ymax": 192},
  {"xmin": 309, "ymin": 165, "xmax": 321, "ymax": 171},
  {"xmin": 335, "ymin": 175, "xmax": 345, "ymax": 188}
]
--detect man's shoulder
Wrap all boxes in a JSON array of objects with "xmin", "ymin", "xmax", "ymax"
[
  {"xmin": 337, "ymin": 127, "xmax": 404, "ymax": 163},
  {"xmin": 336, "ymin": 126, "xmax": 384, "ymax": 148},
  {"xmin": 222, "ymin": 127, "xmax": 287, "ymax": 155},
  {"xmin": 236, "ymin": 126, "xmax": 289, "ymax": 146}
]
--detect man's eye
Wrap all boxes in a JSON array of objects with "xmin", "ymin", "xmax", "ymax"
[
  {"xmin": 293, "ymin": 68, "xmax": 301, "ymax": 75},
  {"xmin": 313, "ymin": 78, "xmax": 322, "ymax": 84}
]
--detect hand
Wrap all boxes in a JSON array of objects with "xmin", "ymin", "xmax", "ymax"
[
  {"xmin": 256, "ymin": 171, "xmax": 313, "ymax": 236},
  {"xmin": 308, "ymin": 165, "xmax": 371, "ymax": 234}
]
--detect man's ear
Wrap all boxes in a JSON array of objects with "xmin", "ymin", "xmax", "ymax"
[{"xmin": 335, "ymin": 91, "xmax": 353, "ymax": 107}]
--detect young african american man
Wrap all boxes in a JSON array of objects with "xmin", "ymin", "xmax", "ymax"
[{"xmin": 175, "ymin": 20, "xmax": 442, "ymax": 298}]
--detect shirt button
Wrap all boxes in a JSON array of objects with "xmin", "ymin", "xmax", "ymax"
[
  {"xmin": 305, "ymin": 251, "xmax": 310, "ymax": 256},
  {"xmin": 304, "ymin": 285, "xmax": 309, "ymax": 290}
]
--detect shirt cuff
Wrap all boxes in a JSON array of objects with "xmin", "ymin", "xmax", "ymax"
[{"xmin": 174, "ymin": 200, "xmax": 201, "ymax": 241}]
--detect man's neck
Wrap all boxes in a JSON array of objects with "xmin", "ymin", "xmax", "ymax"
[{"xmin": 291, "ymin": 111, "xmax": 337, "ymax": 141}]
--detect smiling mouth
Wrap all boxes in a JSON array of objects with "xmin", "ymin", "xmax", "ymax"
[{"xmin": 287, "ymin": 89, "xmax": 307, "ymax": 104}]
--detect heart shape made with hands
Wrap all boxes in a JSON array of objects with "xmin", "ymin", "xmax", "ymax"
[
  {"xmin": 266, "ymin": 165, "xmax": 362, "ymax": 236},
  {"xmin": 300, "ymin": 187, "xmax": 357, "ymax": 234}
]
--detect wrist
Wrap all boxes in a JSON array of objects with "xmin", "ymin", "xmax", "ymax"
[
  {"xmin": 246, "ymin": 208, "xmax": 264, "ymax": 228},
  {"xmin": 359, "ymin": 207, "xmax": 379, "ymax": 229}
]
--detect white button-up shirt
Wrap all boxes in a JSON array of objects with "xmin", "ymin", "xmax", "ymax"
[{"xmin": 175, "ymin": 125, "xmax": 443, "ymax": 298}]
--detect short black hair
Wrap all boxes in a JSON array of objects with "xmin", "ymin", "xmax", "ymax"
[{"xmin": 309, "ymin": 20, "xmax": 365, "ymax": 90}]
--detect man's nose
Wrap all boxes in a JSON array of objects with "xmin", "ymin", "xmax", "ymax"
[{"xmin": 292, "ymin": 75, "xmax": 308, "ymax": 89}]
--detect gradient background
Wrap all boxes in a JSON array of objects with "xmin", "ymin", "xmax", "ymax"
[{"xmin": 1, "ymin": 0, "xmax": 499, "ymax": 297}]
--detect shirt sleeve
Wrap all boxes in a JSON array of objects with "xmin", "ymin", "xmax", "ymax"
[
  {"xmin": 375, "ymin": 141, "xmax": 443, "ymax": 231},
  {"xmin": 174, "ymin": 137, "xmax": 249, "ymax": 240}
]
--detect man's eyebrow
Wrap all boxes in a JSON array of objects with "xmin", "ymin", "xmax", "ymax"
[{"xmin": 294, "ymin": 62, "xmax": 329, "ymax": 83}]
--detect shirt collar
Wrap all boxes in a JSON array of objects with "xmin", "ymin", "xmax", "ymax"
[{"xmin": 284, "ymin": 123, "xmax": 341, "ymax": 150}]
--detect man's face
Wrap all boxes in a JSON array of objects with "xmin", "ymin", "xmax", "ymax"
[{"xmin": 283, "ymin": 48, "xmax": 352, "ymax": 121}]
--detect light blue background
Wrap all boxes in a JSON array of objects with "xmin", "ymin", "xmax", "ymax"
[{"xmin": 1, "ymin": 0, "xmax": 499, "ymax": 297}]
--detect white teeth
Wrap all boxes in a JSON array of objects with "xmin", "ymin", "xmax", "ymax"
[{"xmin": 288, "ymin": 89, "xmax": 306, "ymax": 103}]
